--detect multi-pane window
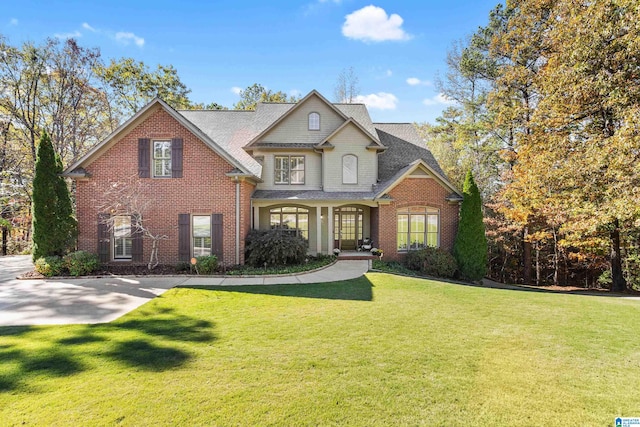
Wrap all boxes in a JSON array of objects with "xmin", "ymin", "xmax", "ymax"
[
  {"xmin": 153, "ymin": 140, "xmax": 171, "ymax": 177},
  {"xmin": 193, "ymin": 215, "xmax": 211, "ymax": 257},
  {"xmin": 274, "ymin": 155, "xmax": 305, "ymax": 185},
  {"xmin": 308, "ymin": 112, "xmax": 320, "ymax": 130},
  {"xmin": 397, "ymin": 207, "xmax": 439, "ymax": 251},
  {"xmin": 113, "ymin": 215, "xmax": 132, "ymax": 259},
  {"xmin": 270, "ymin": 207, "xmax": 309, "ymax": 241},
  {"xmin": 342, "ymin": 154, "xmax": 358, "ymax": 184}
]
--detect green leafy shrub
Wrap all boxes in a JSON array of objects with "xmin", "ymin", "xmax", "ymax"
[
  {"xmin": 245, "ymin": 229, "xmax": 307, "ymax": 267},
  {"xmin": 404, "ymin": 247, "xmax": 458, "ymax": 278},
  {"xmin": 63, "ymin": 251, "xmax": 100, "ymax": 276},
  {"xmin": 195, "ymin": 255, "xmax": 218, "ymax": 274},
  {"xmin": 35, "ymin": 256, "xmax": 65, "ymax": 277}
]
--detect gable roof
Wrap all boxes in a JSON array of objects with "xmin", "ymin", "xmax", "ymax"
[
  {"xmin": 63, "ymin": 98, "xmax": 257, "ymax": 178},
  {"xmin": 244, "ymin": 90, "xmax": 359, "ymax": 148},
  {"xmin": 315, "ymin": 118, "xmax": 386, "ymax": 151},
  {"xmin": 374, "ymin": 123, "xmax": 461, "ymax": 198}
]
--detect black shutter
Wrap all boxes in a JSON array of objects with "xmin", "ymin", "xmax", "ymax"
[
  {"xmin": 178, "ymin": 214, "xmax": 190, "ymax": 262},
  {"xmin": 131, "ymin": 214, "xmax": 143, "ymax": 262},
  {"xmin": 97, "ymin": 213, "xmax": 110, "ymax": 263},
  {"xmin": 138, "ymin": 138, "xmax": 150, "ymax": 178},
  {"xmin": 212, "ymin": 214, "xmax": 223, "ymax": 261},
  {"xmin": 171, "ymin": 138, "xmax": 183, "ymax": 178}
]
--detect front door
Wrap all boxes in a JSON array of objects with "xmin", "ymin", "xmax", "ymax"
[{"xmin": 334, "ymin": 207, "xmax": 362, "ymax": 251}]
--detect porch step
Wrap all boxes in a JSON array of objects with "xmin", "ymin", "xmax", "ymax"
[{"xmin": 337, "ymin": 251, "xmax": 378, "ymax": 260}]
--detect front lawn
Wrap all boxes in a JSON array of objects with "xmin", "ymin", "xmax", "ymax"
[{"xmin": 1, "ymin": 273, "xmax": 639, "ymax": 425}]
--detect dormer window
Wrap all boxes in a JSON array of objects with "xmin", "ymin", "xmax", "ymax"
[{"xmin": 308, "ymin": 112, "xmax": 320, "ymax": 131}]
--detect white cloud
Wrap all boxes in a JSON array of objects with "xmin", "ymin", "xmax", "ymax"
[
  {"xmin": 406, "ymin": 77, "xmax": 432, "ymax": 86},
  {"xmin": 82, "ymin": 22, "xmax": 97, "ymax": 32},
  {"xmin": 354, "ymin": 92, "xmax": 398, "ymax": 110},
  {"xmin": 289, "ymin": 89, "xmax": 302, "ymax": 98},
  {"xmin": 54, "ymin": 31, "xmax": 82, "ymax": 39},
  {"xmin": 9, "ymin": 18, "xmax": 18, "ymax": 26},
  {"xmin": 115, "ymin": 31, "xmax": 145, "ymax": 47},
  {"xmin": 231, "ymin": 86, "xmax": 242, "ymax": 95},
  {"xmin": 386, "ymin": 69, "xmax": 393, "ymax": 77},
  {"xmin": 342, "ymin": 6, "xmax": 412, "ymax": 42},
  {"xmin": 422, "ymin": 93, "xmax": 456, "ymax": 106}
]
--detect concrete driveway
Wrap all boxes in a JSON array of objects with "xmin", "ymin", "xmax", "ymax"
[{"xmin": 0, "ymin": 256, "xmax": 369, "ymax": 326}]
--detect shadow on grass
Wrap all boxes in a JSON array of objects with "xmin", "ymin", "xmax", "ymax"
[
  {"xmin": 181, "ymin": 275, "xmax": 374, "ymax": 301},
  {"xmin": 0, "ymin": 308, "xmax": 217, "ymax": 393}
]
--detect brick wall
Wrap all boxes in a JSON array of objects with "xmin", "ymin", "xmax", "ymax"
[
  {"xmin": 376, "ymin": 177, "xmax": 459, "ymax": 261},
  {"xmin": 76, "ymin": 106, "xmax": 255, "ymax": 266}
]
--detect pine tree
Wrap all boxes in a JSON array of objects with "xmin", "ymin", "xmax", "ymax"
[
  {"xmin": 453, "ymin": 171, "xmax": 487, "ymax": 281},
  {"xmin": 32, "ymin": 130, "xmax": 76, "ymax": 260}
]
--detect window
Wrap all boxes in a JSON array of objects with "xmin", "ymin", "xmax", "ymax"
[
  {"xmin": 113, "ymin": 215, "xmax": 132, "ymax": 259},
  {"xmin": 274, "ymin": 155, "xmax": 305, "ymax": 185},
  {"xmin": 342, "ymin": 154, "xmax": 358, "ymax": 184},
  {"xmin": 308, "ymin": 112, "xmax": 320, "ymax": 130},
  {"xmin": 193, "ymin": 215, "xmax": 212, "ymax": 256},
  {"xmin": 153, "ymin": 140, "xmax": 172, "ymax": 177},
  {"xmin": 270, "ymin": 207, "xmax": 309, "ymax": 240},
  {"xmin": 397, "ymin": 207, "xmax": 439, "ymax": 251}
]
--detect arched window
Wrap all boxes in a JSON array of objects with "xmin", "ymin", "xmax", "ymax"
[
  {"xmin": 397, "ymin": 207, "xmax": 439, "ymax": 251},
  {"xmin": 269, "ymin": 207, "xmax": 309, "ymax": 240},
  {"xmin": 308, "ymin": 112, "xmax": 320, "ymax": 130},
  {"xmin": 342, "ymin": 154, "xmax": 358, "ymax": 184}
]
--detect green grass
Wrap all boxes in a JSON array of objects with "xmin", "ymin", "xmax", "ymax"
[{"xmin": 1, "ymin": 273, "xmax": 639, "ymax": 426}]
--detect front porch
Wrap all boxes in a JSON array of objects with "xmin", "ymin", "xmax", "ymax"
[{"xmin": 251, "ymin": 200, "xmax": 382, "ymax": 256}]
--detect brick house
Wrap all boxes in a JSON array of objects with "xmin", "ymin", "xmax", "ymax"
[{"xmin": 64, "ymin": 90, "xmax": 461, "ymax": 266}]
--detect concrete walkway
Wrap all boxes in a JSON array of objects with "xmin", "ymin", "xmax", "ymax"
[{"xmin": 0, "ymin": 256, "xmax": 369, "ymax": 326}]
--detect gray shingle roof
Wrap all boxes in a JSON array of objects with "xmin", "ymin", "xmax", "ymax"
[
  {"xmin": 252, "ymin": 190, "xmax": 378, "ymax": 201},
  {"xmin": 335, "ymin": 103, "xmax": 378, "ymax": 140},
  {"xmin": 374, "ymin": 123, "xmax": 448, "ymax": 181}
]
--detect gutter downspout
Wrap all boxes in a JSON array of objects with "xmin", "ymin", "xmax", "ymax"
[{"xmin": 235, "ymin": 176, "xmax": 240, "ymax": 265}]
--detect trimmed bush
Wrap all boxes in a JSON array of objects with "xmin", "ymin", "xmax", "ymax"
[
  {"xmin": 35, "ymin": 256, "xmax": 65, "ymax": 277},
  {"xmin": 453, "ymin": 171, "xmax": 487, "ymax": 281},
  {"xmin": 196, "ymin": 255, "xmax": 218, "ymax": 275},
  {"xmin": 175, "ymin": 261, "xmax": 191, "ymax": 273},
  {"xmin": 245, "ymin": 229, "xmax": 307, "ymax": 267},
  {"xmin": 404, "ymin": 247, "xmax": 458, "ymax": 278},
  {"xmin": 63, "ymin": 251, "xmax": 100, "ymax": 276}
]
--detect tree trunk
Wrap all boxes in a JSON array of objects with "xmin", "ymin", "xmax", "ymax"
[
  {"xmin": 610, "ymin": 219, "xmax": 627, "ymax": 292},
  {"xmin": 535, "ymin": 242, "xmax": 540, "ymax": 286},
  {"xmin": 523, "ymin": 226, "xmax": 532, "ymax": 284},
  {"xmin": 552, "ymin": 227, "xmax": 559, "ymax": 286},
  {"xmin": 1, "ymin": 226, "xmax": 7, "ymax": 256}
]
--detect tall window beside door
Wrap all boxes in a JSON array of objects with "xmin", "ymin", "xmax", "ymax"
[{"xmin": 397, "ymin": 207, "xmax": 439, "ymax": 251}]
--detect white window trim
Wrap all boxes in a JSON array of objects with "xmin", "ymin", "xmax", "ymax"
[
  {"xmin": 274, "ymin": 155, "xmax": 305, "ymax": 185},
  {"xmin": 192, "ymin": 214, "xmax": 212, "ymax": 257},
  {"xmin": 153, "ymin": 140, "xmax": 172, "ymax": 178},
  {"xmin": 308, "ymin": 112, "xmax": 320, "ymax": 131},
  {"xmin": 112, "ymin": 215, "xmax": 133, "ymax": 261},
  {"xmin": 396, "ymin": 207, "xmax": 440, "ymax": 252}
]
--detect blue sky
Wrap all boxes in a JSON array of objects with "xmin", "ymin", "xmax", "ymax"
[{"xmin": 2, "ymin": 0, "xmax": 501, "ymax": 123}]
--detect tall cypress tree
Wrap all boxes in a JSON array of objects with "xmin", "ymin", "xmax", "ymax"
[
  {"xmin": 32, "ymin": 130, "xmax": 76, "ymax": 260},
  {"xmin": 453, "ymin": 171, "xmax": 487, "ymax": 281},
  {"xmin": 32, "ymin": 131, "xmax": 58, "ymax": 261},
  {"xmin": 54, "ymin": 155, "xmax": 77, "ymax": 252}
]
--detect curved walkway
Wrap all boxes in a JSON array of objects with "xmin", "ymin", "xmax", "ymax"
[{"xmin": 0, "ymin": 256, "xmax": 369, "ymax": 326}]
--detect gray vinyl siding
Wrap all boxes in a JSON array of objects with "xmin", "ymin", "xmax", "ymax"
[
  {"xmin": 323, "ymin": 125, "xmax": 378, "ymax": 192},
  {"xmin": 260, "ymin": 98, "xmax": 344, "ymax": 144}
]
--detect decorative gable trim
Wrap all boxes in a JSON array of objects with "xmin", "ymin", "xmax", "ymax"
[
  {"xmin": 315, "ymin": 118, "xmax": 386, "ymax": 152},
  {"xmin": 244, "ymin": 90, "xmax": 351, "ymax": 149},
  {"xmin": 374, "ymin": 159, "xmax": 462, "ymax": 200},
  {"xmin": 63, "ymin": 98, "xmax": 255, "ymax": 179}
]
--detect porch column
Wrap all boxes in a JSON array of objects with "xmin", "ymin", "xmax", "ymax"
[
  {"xmin": 316, "ymin": 206, "xmax": 322, "ymax": 255},
  {"xmin": 327, "ymin": 206, "xmax": 334, "ymax": 253},
  {"xmin": 253, "ymin": 206, "xmax": 260, "ymax": 230}
]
